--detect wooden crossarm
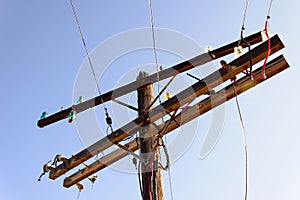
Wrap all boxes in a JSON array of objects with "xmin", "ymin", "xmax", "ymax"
[
  {"xmin": 49, "ymin": 35, "xmax": 284, "ymax": 180},
  {"xmin": 63, "ymin": 55, "xmax": 289, "ymax": 188},
  {"xmin": 38, "ymin": 31, "xmax": 263, "ymax": 128}
]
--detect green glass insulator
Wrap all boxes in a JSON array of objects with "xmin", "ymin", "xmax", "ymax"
[
  {"xmin": 68, "ymin": 110, "xmax": 76, "ymax": 123},
  {"xmin": 77, "ymin": 96, "xmax": 83, "ymax": 104},
  {"xmin": 40, "ymin": 111, "xmax": 48, "ymax": 119}
]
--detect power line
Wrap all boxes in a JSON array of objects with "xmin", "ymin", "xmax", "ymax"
[
  {"xmin": 163, "ymin": 137, "xmax": 174, "ymax": 200},
  {"xmin": 70, "ymin": 0, "xmax": 103, "ymax": 100},
  {"xmin": 70, "ymin": 0, "xmax": 113, "ymax": 132},
  {"xmin": 241, "ymin": 0, "xmax": 249, "ymax": 30},
  {"xmin": 261, "ymin": 0, "xmax": 274, "ymax": 79},
  {"xmin": 223, "ymin": 63, "xmax": 249, "ymax": 200},
  {"xmin": 237, "ymin": 0, "xmax": 254, "ymax": 78},
  {"xmin": 147, "ymin": 0, "xmax": 161, "ymax": 103},
  {"xmin": 232, "ymin": 81, "xmax": 248, "ymax": 200},
  {"xmin": 267, "ymin": 0, "xmax": 274, "ymax": 18}
]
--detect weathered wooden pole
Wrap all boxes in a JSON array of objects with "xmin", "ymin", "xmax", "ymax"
[{"xmin": 137, "ymin": 71, "xmax": 164, "ymax": 200}]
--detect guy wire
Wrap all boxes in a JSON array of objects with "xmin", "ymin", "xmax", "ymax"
[
  {"xmin": 70, "ymin": 0, "xmax": 107, "ymax": 110},
  {"xmin": 147, "ymin": 0, "xmax": 162, "ymax": 103}
]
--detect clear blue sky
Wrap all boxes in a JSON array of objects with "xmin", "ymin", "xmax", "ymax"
[{"xmin": 1, "ymin": 0, "xmax": 300, "ymax": 200}]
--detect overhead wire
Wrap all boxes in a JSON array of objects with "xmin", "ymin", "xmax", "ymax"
[
  {"xmin": 151, "ymin": 139, "xmax": 175, "ymax": 200},
  {"xmin": 147, "ymin": 1, "xmax": 175, "ymax": 199},
  {"xmin": 261, "ymin": 0, "xmax": 274, "ymax": 79},
  {"xmin": 238, "ymin": 0, "xmax": 274, "ymax": 80},
  {"xmin": 157, "ymin": 104, "xmax": 196, "ymax": 200},
  {"xmin": 164, "ymin": 137, "xmax": 174, "ymax": 200},
  {"xmin": 236, "ymin": 0, "xmax": 251, "ymax": 191},
  {"xmin": 238, "ymin": 0, "xmax": 249, "ymax": 44},
  {"xmin": 158, "ymin": 109, "xmax": 182, "ymax": 200},
  {"xmin": 138, "ymin": 165, "xmax": 143, "ymax": 197},
  {"xmin": 151, "ymin": 146, "xmax": 158, "ymax": 200},
  {"xmin": 232, "ymin": 80, "xmax": 248, "ymax": 200},
  {"xmin": 261, "ymin": 20, "xmax": 270, "ymax": 79},
  {"xmin": 238, "ymin": 0, "xmax": 253, "ymax": 78},
  {"xmin": 147, "ymin": 0, "xmax": 162, "ymax": 104},
  {"xmin": 267, "ymin": 0, "xmax": 274, "ymax": 18},
  {"xmin": 146, "ymin": 7, "xmax": 175, "ymax": 198},
  {"xmin": 250, "ymin": 8, "xmax": 272, "ymax": 80},
  {"xmin": 76, "ymin": 190, "xmax": 81, "ymax": 200},
  {"xmin": 139, "ymin": 109, "xmax": 179, "ymax": 200},
  {"xmin": 224, "ymin": 63, "xmax": 248, "ymax": 200},
  {"xmin": 221, "ymin": 66, "xmax": 248, "ymax": 200},
  {"xmin": 241, "ymin": 0, "xmax": 249, "ymax": 31},
  {"xmin": 70, "ymin": 0, "xmax": 113, "ymax": 132}
]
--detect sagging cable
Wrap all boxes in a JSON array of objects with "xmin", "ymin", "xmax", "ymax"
[
  {"xmin": 158, "ymin": 140, "xmax": 170, "ymax": 171},
  {"xmin": 138, "ymin": 159, "xmax": 144, "ymax": 198},
  {"xmin": 222, "ymin": 61, "xmax": 249, "ymax": 200},
  {"xmin": 233, "ymin": 81, "xmax": 249, "ymax": 200},
  {"xmin": 70, "ymin": 0, "xmax": 114, "ymax": 131}
]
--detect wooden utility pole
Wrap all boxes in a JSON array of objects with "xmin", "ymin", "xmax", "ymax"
[
  {"xmin": 62, "ymin": 55, "xmax": 289, "ymax": 188},
  {"xmin": 137, "ymin": 71, "xmax": 164, "ymax": 200}
]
